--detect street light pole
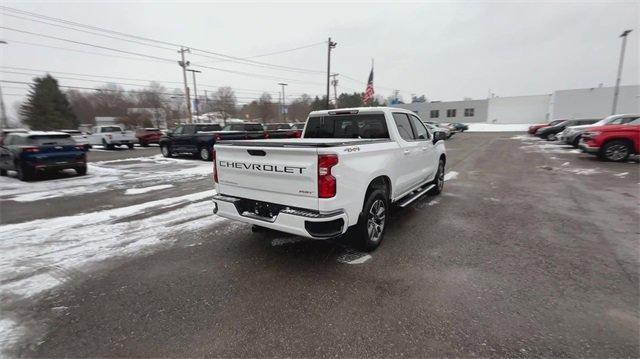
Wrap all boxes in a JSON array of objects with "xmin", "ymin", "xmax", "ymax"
[
  {"xmin": 612, "ymin": 29, "xmax": 632, "ymax": 115},
  {"xmin": 326, "ymin": 37, "xmax": 337, "ymax": 109},
  {"xmin": 0, "ymin": 40, "xmax": 7, "ymax": 129},
  {"xmin": 178, "ymin": 47, "xmax": 192, "ymax": 123},
  {"xmin": 187, "ymin": 69, "xmax": 202, "ymax": 119},
  {"xmin": 278, "ymin": 82, "xmax": 287, "ymax": 122}
]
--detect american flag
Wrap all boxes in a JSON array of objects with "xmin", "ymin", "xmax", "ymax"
[{"xmin": 362, "ymin": 68, "xmax": 374, "ymax": 104}]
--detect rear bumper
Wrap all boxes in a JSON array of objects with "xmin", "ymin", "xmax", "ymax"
[
  {"xmin": 27, "ymin": 162, "xmax": 86, "ymax": 171},
  {"xmin": 212, "ymin": 194, "xmax": 349, "ymax": 239}
]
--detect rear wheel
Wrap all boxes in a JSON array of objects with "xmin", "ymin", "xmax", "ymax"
[
  {"xmin": 16, "ymin": 164, "xmax": 33, "ymax": 181},
  {"xmin": 127, "ymin": 143, "xmax": 134, "ymax": 150},
  {"xmin": 600, "ymin": 140, "xmax": 632, "ymax": 162},
  {"xmin": 160, "ymin": 144, "xmax": 173, "ymax": 158},
  {"xmin": 350, "ymin": 188, "xmax": 388, "ymax": 252},
  {"xmin": 76, "ymin": 166, "xmax": 87, "ymax": 176},
  {"xmin": 199, "ymin": 146, "xmax": 212, "ymax": 161}
]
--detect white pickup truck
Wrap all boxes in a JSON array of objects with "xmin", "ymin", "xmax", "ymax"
[
  {"xmin": 87, "ymin": 125, "xmax": 137, "ymax": 150},
  {"xmin": 212, "ymin": 107, "xmax": 447, "ymax": 251}
]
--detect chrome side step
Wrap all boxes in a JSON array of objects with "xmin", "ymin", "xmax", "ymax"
[{"xmin": 396, "ymin": 184, "xmax": 435, "ymax": 207}]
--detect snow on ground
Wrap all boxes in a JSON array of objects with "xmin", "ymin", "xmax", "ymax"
[
  {"xmin": 0, "ymin": 155, "xmax": 211, "ymax": 202},
  {"xmin": 444, "ymin": 171, "xmax": 459, "ymax": 181},
  {"xmin": 125, "ymin": 184, "xmax": 174, "ymax": 195},
  {"xmin": 466, "ymin": 123, "xmax": 533, "ymax": 132},
  {"xmin": 0, "ymin": 190, "xmax": 223, "ymax": 299}
]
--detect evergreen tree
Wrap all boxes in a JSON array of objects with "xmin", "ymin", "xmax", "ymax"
[{"xmin": 19, "ymin": 74, "xmax": 78, "ymax": 130}]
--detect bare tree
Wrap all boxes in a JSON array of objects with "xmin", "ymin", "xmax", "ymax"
[{"xmin": 212, "ymin": 87, "xmax": 238, "ymax": 123}]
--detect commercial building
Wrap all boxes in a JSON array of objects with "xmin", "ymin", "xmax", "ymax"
[{"xmin": 392, "ymin": 84, "xmax": 639, "ymax": 123}]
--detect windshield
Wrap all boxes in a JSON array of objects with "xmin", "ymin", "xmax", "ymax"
[
  {"xmin": 244, "ymin": 124, "xmax": 264, "ymax": 131},
  {"xmin": 304, "ymin": 114, "xmax": 389, "ymax": 139},
  {"xmin": 101, "ymin": 126, "xmax": 123, "ymax": 132},
  {"xmin": 195, "ymin": 124, "xmax": 222, "ymax": 132}
]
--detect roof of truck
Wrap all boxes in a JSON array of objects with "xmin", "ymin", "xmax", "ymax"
[{"xmin": 309, "ymin": 106, "xmax": 414, "ymax": 116}]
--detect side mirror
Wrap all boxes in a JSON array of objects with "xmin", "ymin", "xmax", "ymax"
[{"xmin": 433, "ymin": 131, "xmax": 446, "ymax": 143}]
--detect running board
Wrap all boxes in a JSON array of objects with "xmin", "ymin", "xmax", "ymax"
[{"xmin": 396, "ymin": 184, "xmax": 435, "ymax": 207}]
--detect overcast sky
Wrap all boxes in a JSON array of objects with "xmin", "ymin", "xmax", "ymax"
[{"xmin": 1, "ymin": 1, "xmax": 638, "ymax": 118}]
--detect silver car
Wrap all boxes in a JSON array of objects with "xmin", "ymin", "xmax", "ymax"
[{"xmin": 561, "ymin": 114, "xmax": 640, "ymax": 147}]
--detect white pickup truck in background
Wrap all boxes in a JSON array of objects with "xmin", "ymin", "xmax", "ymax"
[
  {"xmin": 212, "ymin": 107, "xmax": 447, "ymax": 251},
  {"xmin": 87, "ymin": 125, "xmax": 137, "ymax": 150}
]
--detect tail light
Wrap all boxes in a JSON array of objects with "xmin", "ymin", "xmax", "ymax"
[
  {"xmin": 212, "ymin": 150, "xmax": 218, "ymax": 183},
  {"xmin": 318, "ymin": 154, "xmax": 338, "ymax": 198},
  {"xmin": 22, "ymin": 147, "xmax": 40, "ymax": 153},
  {"xmin": 263, "ymin": 131, "xmax": 270, "ymax": 139},
  {"xmin": 294, "ymin": 130, "xmax": 302, "ymax": 138},
  {"xmin": 213, "ymin": 133, "xmax": 221, "ymax": 141}
]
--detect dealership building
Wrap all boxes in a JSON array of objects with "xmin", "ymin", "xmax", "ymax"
[{"xmin": 392, "ymin": 85, "xmax": 639, "ymax": 124}]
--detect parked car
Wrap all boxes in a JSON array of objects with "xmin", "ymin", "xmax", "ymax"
[
  {"xmin": 0, "ymin": 131, "xmax": 86, "ymax": 181},
  {"xmin": 528, "ymin": 119, "xmax": 565, "ymax": 135},
  {"xmin": 580, "ymin": 118, "xmax": 640, "ymax": 161},
  {"xmin": 424, "ymin": 122, "xmax": 452, "ymax": 139},
  {"xmin": 561, "ymin": 114, "xmax": 640, "ymax": 148},
  {"xmin": 264, "ymin": 123, "xmax": 292, "ymax": 130},
  {"xmin": 60, "ymin": 129, "xmax": 91, "ymax": 151},
  {"xmin": 0, "ymin": 128, "xmax": 28, "ymax": 145},
  {"xmin": 87, "ymin": 125, "xmax": 138, "ymax": 150},
  {"xmin": 212, "ymin": 107, "xmax": 447, "ymax": 251},
  {"xmin": 160, "ymin": 123, "xmax": 266, "ymax": 161},
  {"xmin": 424, "ymin": 123, "xmax": 450, "ymax": 140},
  {"xmin": 536, "ymin": 119, "xmax": 599, "ymax": 141},
  {"xmin": 263, "ymin": 123, "xmax": 302, "ymax": 139},
  {"xmin": 449, "ymin": 123, "xmax": 469, "ymax": 132},
  {"xmin": 135, "ymin": 127, "xmax": 163, "ymax": 147}
]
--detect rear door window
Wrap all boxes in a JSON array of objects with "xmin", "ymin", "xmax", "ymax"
[
  {"xmin": 409, "ymin": 115, "xmax": 430, "ymax": 140},
  {"xmin": 304, "ymin": 114, "xmax": 389, "ymax": 139},
  {"xmin": 392, "ymin": 113, "xmax": 414, "ymax": 141}
]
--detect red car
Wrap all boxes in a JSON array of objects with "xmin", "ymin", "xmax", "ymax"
[
  {"xmin": 528, "ymin": 119, "xmax": 564, "ymax": 135},
  {"xmin": 579, "ymin": 119, "xmax": 640, "ymax": 161},
  {"xmin": 135, "ymin": 128, "xmax": 163, "ymax": 147}
]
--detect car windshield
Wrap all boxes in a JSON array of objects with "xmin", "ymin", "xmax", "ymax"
[
  {"xmin": 304, "ymin": 114, "xmax": 389, "ymax": 139},
  {"xmin": 27, "ymin": 134, "xmax": 75, "ymax": 145}
]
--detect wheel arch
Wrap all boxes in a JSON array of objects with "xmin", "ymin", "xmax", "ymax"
[{"xmin": 602, "ymin": 137, "xmax": 636, "ymax": 154}]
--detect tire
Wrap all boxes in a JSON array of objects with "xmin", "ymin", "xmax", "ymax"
[
  {"xmin": 199, "ymin": 146, "xmax": 212, "ymax": 161},
  {"xmin": 350, "ymin": 188, "xmax": 388, "ymax": 252},
  {"xmin": 571, "ymin": 136, "xmax": 581, "ymax": 148},
  {"xmin": 160, "ymin": 144, "xmax": 173, "ymax": 158},
  {"xmin": 84, "ymin": 144, "xmax": 91, "ymax": 151},
  {"xmin": 600, "ymin": 140, "xmax": 632, "ymax": 162},
  {"xmin": 140, "ymin": 141, "xmax": 148, "ymax": 147},
  {"xmin": 16, "ymin": 164, "xmax": 33, "ymax": 181},
  {"xmin": 0, "ymin": 168, "xmax": 6, "ymax": 176},
  {"xmin": 76, "ymin": 166, "xmax": 87, "ymax": 176},
  {"xmin": 430, "ymin": 158, "xmax": 445, "ymax": 195},
  {"xmin": 127, "ymin": 144, "xmax": 134, "ymax": 150}
]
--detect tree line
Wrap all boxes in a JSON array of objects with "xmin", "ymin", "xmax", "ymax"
[{"xmin": 18, "ymin": 74, "xmax": 426, "ymax": 130}]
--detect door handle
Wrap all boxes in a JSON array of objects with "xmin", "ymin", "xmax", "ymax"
[{"xmin": 403, "ymin": 150, "xmax": 410, "ymax": 155}]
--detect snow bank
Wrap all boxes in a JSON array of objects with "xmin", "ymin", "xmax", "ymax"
[
  {"xmin": 125, "ymin": 184, "xmax": 174, "ymax": 195},
  {"xmin": 466, "ymin": 123, "xmax": 533, "ymax": 132}
]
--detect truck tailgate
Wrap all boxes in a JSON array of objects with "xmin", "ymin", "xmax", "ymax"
[{"xmin": 215, "ymin": 144, "xmax": 319, "ymax": 210}]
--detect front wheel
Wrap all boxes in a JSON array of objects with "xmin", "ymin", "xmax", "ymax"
[
  {"xmin": 127, "ymin": 144, "xmax": 134, "ymax": 150},
  {"xmin": 160, "ymin": 144, "xmax": 173, "ymax": 158},
  {"xmin": 199, "ymin": 146, "xmax": 212, "ymax": 161},
  {"xmin": 350, "ymin": 188, "xmax": 388, "ymax": 252},
  {"xmin": 572, "ymin": 136, "xmax": 581, "ymax": 148},
  {"xmin": 600, "ymin": 140, "xmax": 632, "ymax": 162},
  {"xmin": 430, "ymin": 159, "xmax": 445, "ymax": 195}
]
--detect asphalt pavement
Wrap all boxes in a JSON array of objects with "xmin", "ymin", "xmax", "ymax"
[{"xmin": 1, "ymin": 133, "xmax": 638, "ymax": 357}]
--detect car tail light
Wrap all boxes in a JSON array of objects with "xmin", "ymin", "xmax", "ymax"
[
  {"xmin": 212, "ymin": 150, "xmax": 218, "ymax": 183},
  {"xmin": 318, "ymin": 154, "xmax": 338, "ymax": 198},
  {"xmin": 263, "ymin": 131, "xmax": 270, "ymax": 139},
  {"xmin": 22, "ymin": 146, "xmax": 40, "ymax": 153},
  {"xmin": 294, "ymin": 130, "xmax": 302, "ymax": 138},
  {"xmin": 213, "ymin": 133, "xmax": 221, "ymax": 141}
]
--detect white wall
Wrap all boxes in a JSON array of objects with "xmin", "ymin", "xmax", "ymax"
[
  {"xmin": 392, "ymin": 99, "xmax": 489, "ymax": 123},
  {"xmin": 550, "ymin": 85, "xmax": 640, "ymax": 119},
  {"xmin": 487, "ymin": 95, "xmax": 551, "ymax": 124}
]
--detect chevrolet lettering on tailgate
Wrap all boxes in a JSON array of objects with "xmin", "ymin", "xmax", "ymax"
[{"xmin": 219, "ymin": 160, "xmax": 306, "ymax": 174}]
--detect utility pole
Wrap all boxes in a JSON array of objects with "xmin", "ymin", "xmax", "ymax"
[
  {"xmin": 178, "ymin": 47, "xmax": 192, "ymax": 123},
  {"xmin": 278, "ymin": 82, "xmax": 287, "ymax": 122},
  {"xmin": 187, "ymin": 69, "xmax": 202, "ymax": 119},
  {"xmin": 612, "ymin": 29, "xmax": 632, "ymax": 115},
  {"xmin": 326, "ymin": 37, "xmax": 337, "ymax": 109},
  {"xmin": 0, "ymin": 40, "xmax": 7, "ymax": 129},
  {"xmin": 330, "ymin": 73, "xmax": 339, "ymax": 108}
]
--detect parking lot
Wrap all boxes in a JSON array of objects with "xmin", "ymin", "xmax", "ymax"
[{"xmin": 0, "ymin": 132, "xmax": 638, "ymax": 357}]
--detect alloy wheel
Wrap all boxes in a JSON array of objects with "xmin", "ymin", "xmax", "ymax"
[
  {"xmin": 367, "ymin": 199, "xmax": 386, "ymax": 243},
  {"xmin": 605, "ymin": 144, "xmax": 629, "ymax": 161}
]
